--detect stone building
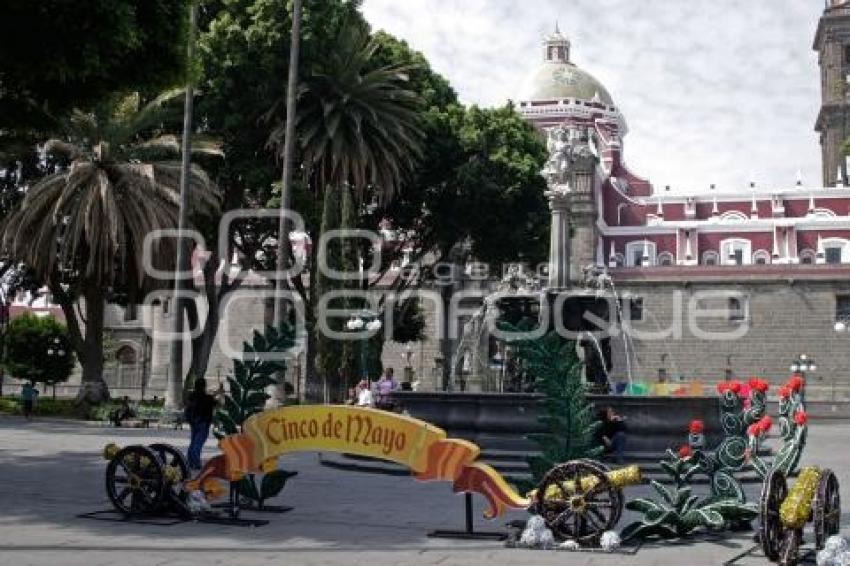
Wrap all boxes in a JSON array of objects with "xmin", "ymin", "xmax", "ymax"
[{"xmin": 499, "ymin": 11, "xmax": 850, "ymax": 398}]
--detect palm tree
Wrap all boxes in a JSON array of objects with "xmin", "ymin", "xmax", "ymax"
[
  {"xmin": 0, "ymin": 92, "xmax": 221, "ymax": 403},
  {"xmin": 268, "ymin": 17, "xmax": 424, "ymax": 200},
  {"xmin": 266, "ymin": 16, "xmax": 424, "ymax": 401}
]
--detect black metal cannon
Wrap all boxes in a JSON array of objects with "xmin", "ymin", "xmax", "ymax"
[
  {"xmin": 102, "ymin": 443, "xmax": 192, "ymax": 518},
  {"xmin": 759, "ymin": 466, "xmax": 841, "ymax": 565},
  {"xmin": 528, "ymin": 459, "xmax": 642, "ymax": 546}
]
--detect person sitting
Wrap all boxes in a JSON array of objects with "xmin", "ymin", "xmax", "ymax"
[
  {"xmin": 599, "ymin": 406, "xmax": 627, "ymax": 464},
  {"xmin": 355, "ymin": 380, "xmax": 373, "ymax": 407},
  {"xmin": 110, "ymin": 396, "xmax": 135, "ymax": 427},
  {"xmin": 375, "ymin": 368, "xmax": 398, "ymax": 410}
]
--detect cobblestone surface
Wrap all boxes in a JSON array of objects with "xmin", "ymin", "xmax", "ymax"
[{"xmin": 0, "ymin": 414, "xmax": 847, "ymax": 566}]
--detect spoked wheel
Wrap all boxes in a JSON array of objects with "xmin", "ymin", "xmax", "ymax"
[
  {"xmin": 149, "ymin": 443, "xmax": 193, "ymax": 518},
  {"xmin": 779, "ymin": 529, "xmax": 802, "ymax": 566},
  {"xmin": 105, "ymin": 445, "xmax": 165, "ymax": 515},
  {"xmin": 759, "ymin": 468, "xmax": 788, "ymax": 562},
  {"xmin": 149, "ymin": 443, "xmax": 190, "ymax": 485},
  {"xmin": 535, "ymin": 459, "xmax": 622, "ymax": 546},
  {"xmin": 813, "ymin": 468, "xmax": 841, "ymax": 550}
]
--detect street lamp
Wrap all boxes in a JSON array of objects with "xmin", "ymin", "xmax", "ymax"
[
  {"xmin": 789, "ymin": 353, "xmax": 816, "ymax": 405},
  {"xmin": 346, "ymin": 311, "xmax": 382, "ymax": 382},
  {"xmin": 0, "ymin": 302, "xmax": 8, "ymax": 397},
  {"xmin": 46, "ymin": 337, "xmax": 66, "ymax": 399}
]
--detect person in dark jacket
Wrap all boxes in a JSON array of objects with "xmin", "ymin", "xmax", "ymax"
[
  {"xmin": 185, "ymin": 378, "xmax": 217, "ymax": 470},
  {"xmin": 599, "ymin": 406, "xmax": 627, "ymax": 464}
]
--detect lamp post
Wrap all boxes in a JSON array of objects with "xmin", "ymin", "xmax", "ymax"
[
  {"xmin": 789, "ymin": 353, "xmax": 816, "ymax": 405},
  {"xmin": 403, "ymin": 343, "xmax": 414, "ymax": 387},
  {"xmin": 0, "ymin": 302, "xmax": 8, "ymax": 397},
  {"xmin": 346, "ymin": 311, "xmax": 382, "ymax": 383},
  {"xmin": 46, "ymin": 337, "xmax": 66, "ymax": 400}
]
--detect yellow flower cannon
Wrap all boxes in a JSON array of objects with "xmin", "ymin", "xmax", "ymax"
[
  {"xmin": 779, "ymin": 466, "xmax": 821, "ymax": 530},
  {"xmin": 531, "ymin": 464, "xmax": 642, "ymax": 501}
]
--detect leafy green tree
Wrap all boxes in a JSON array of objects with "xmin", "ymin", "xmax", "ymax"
[
  {"xmin": 2, "ymin": 314, "xmax": 75, "ymax": 388},
  {"xmin": 0, "ymin": 0, "xmax": 190, "ymax": 132},
  {"xmin": 0, "ymin": 93, "xmax": 221, "ymax": 404}
]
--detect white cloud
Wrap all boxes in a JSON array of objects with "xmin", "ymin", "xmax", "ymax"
[{"xmin": 362, "ymin": 0, "xmax": 823, "ymax": 192}]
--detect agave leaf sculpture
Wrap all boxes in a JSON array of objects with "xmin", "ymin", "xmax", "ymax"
[{"xmin": 213, "ymin": 323, "xmax": 299, "ymax": 508}]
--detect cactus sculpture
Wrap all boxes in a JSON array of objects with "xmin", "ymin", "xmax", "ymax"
[
  {"xmin": 746, "ymin": 374, "xmax": 808, "ymax": 479},
  {"xmin": 676, "ymin": 375, "xmax": 809, "ymax": 512}
]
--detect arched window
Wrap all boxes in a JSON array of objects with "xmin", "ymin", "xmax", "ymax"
[
  {"xmin": 799, "ymin": 249, "xmax": 816, "ymax": 265},
  {"xmin": 719, "ymin": 210, "xmax": 749, "ymax": 224},
  {"xmin": 112, "ymin": 344, "xmax": 142, "ymax": 389},
  {"xmin": 657, "ymin": 252, "xmax": 674, "ymax": 266},
  {"xmin": 752, "ymin": 249, "xmax": 771, "ymax": 265},
  {"xmin": 625, "ymin": 240, "xmax": 657, "ymax": 267},
  {"xmin": 720, "ymin": 238, "xmax": 752, "ymax": 266},
  {"xmin": 811, "ymin": 208, "xmax": 837, "ymax": 219},
  {"xmin": 702, "ymin": 250, "xmax": 720, "ymax": 266}
]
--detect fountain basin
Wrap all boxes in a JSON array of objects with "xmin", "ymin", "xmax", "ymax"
[{"xmin": 391, "ymin": 391, "xmax": 722, "ymax": 455}]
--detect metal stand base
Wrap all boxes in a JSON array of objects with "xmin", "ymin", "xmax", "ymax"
[{"xmin": 427, "ymin": 493, "xmax": 506, "ymax": 541}]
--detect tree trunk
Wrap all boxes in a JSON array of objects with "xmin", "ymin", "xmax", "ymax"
[{"xmin": 76, "ymin": 286, "xmax": 109, "ymax": 404}]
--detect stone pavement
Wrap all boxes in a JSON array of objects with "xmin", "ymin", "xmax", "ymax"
[{"xmin": 0, "ymin": 414, "xmax": 848, "ymax": 566}]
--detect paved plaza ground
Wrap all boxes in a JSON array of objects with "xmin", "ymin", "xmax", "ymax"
[{"xmin": 0, "ymin": 414, "xmax": 848, "ymax": 566}]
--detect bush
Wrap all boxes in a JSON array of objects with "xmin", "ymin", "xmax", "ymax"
[
  {"xmin": 2, "ymin": 314, "xmax": 75, "ymax": 387},
  {"xmin": 0, "ymin": 397, "xmax": 79, "ymax": 418}
]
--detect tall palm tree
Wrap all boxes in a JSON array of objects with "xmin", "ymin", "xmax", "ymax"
[
  {"xmin": 0, "ymin": 92, "xmax": 221, "ymax": 403},
  {"xmin": 266, "ymin": 16, "xmax": 424, "ymax": 401},
  {"xmin": 268, "ymin": 17, "xmax": 424, "ymax": 200}
]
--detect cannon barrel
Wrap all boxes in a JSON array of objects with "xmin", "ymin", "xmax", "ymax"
[
  {"xmin": 780, "ymin": 466, "xmax": 821, "ymax": 530},
  {"xmin": 533, "ymin": 464, "xmax": 642, "ymax": 499}
]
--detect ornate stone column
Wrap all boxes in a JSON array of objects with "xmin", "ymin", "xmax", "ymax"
[{"xmin": 547, "ymin": 187, "xmax": 571, "ymax": 290}]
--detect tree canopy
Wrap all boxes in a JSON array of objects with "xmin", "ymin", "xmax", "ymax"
[
  {"xmin": 1, "ymin": 314, "xmax": 75, "ymax": 386},
  {"xmin": 0, "ymin": 1, "xmax": 190, "ymax": 131}
]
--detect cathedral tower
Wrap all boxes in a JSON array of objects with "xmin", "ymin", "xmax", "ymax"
[{"xmin": 814, "ymin": 0, "xmax": 850, "ymax": 186}]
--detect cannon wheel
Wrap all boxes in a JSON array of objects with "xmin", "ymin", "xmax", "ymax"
[
  {"xmin": 149, "ymin": 443, "xmax": 190, "ymax": 484},
  {"xmin": 535, "ymin": 459, "xmax": 622, "ymax": 546},
  {"xmin": 759, "ymin": 468, "xmax": 788, "ymax": 562},
  {"xmin": 105, "ymin": 445, "xmax": 165, "ymax": 515},
  {"xmin": 779, "ymin": 529, "xmax": 802, "ymax": 566},
  {"xmin": 813, "ymin": 468, "xmax": 841, "ymax": 550}
]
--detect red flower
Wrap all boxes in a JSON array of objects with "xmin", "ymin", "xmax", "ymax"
[
  {"xmin": 794, "ymin": 411, "xmax": 808, "ymax": 426},
  {"xmin": 717, "ymin": 381, "xmax": 742, "ymax": 395},
  {"xmin": 748, "ymin": 378, "xmax": 769, "ymax": 393},
  {"xmin": 678, "ymin": 445, "xmax": 692, "ymax": 459},
  {"xmin": 788, "ymin": 375, "xmax": 805, "ymax": 392},
  {"xmin": 759, "ymin": 416, "xmax": 773, "ymax": 433},
  {"xmin": 747, "ymin": 423, "xmax": 761, "ymax": 436},
  {"xmin": 689, "ymin": 420, "xmax": 705, "ymax": 434},
  {"xmin": 778, "ymin": 385, "xmax": 791, "ymax": 399}
]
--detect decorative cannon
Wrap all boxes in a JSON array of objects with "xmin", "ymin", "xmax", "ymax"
[
  {"xmin": 759, "ymin": 466, "xmax": 841, "ymax": 565},
  {"xmin": 528, "ymin": 459, "xmax": 642, "ymax": 545},
  {"xmin": 102, "ymin": 443, "xmax": 193, "ymax": 518}
]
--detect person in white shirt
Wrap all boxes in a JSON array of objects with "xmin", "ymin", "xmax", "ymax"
[{"xmin": 356, "ymin": 379, "xmax": 373, "ymax": 407}]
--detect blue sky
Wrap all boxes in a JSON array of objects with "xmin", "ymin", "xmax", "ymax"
[{"xmin": 362, "ymin": 1, "xmax": 825, "ymax": 193}]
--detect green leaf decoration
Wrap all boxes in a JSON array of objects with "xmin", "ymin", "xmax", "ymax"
[
  {"xmin": 236, "ymin": 474, "xmax": 260, "ymax": 501},
  {"xmin": 259, "ymin": 470, "xmax": 298, "ymax": 501},
  {"xmin": 650, "ymin": 480, "xmax": 676, "ymax": 506}
]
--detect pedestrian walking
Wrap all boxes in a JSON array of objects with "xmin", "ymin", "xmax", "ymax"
[
  {"xmin": 20, "ymin": 382, "xmax": 38, "ymax": 421},
  {"xmin": 184, "ymin": 377, "xmax": 216, "ymax": 471}
]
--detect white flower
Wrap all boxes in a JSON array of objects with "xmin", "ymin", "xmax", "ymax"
[
  {"xmin": 600, "ymin": 531, "xmax": 621, "ymax": 552},
  {"xmin": 538, "ymin": 529, "xmax": 555, "ymax": 549},
  {"xmin": 559, "ymin": 540, "xmax": 580, "ymax": 551}
]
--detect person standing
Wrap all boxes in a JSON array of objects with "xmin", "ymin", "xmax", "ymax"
[
  {"xmin": 184, "ymin": 377, "xmax": 216, "ymax": 471},
  {"xmin": 20, "ymin": 382, "xmax": 38, "ymax": 421}
]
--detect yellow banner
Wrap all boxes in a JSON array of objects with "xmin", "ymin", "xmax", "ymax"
[
  {"xmin": 244, "ymin": 405, "xmax": 447, "ymax": 473},
  {"xmin": 186, "ymin": 405, "xmax": 530, "ymax": 518}
]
